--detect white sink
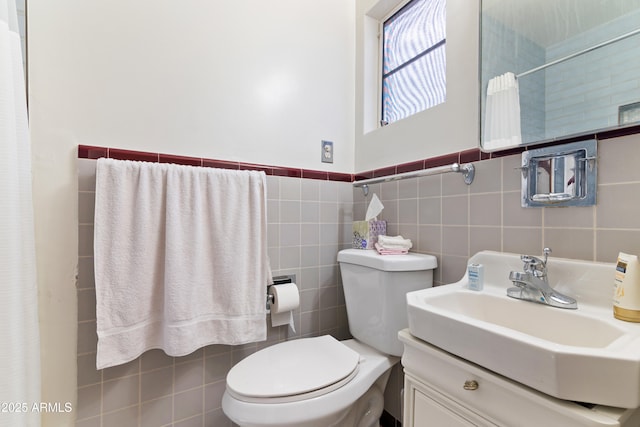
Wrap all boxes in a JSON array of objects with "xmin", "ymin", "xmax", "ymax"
[{"xmin": 406, "ymin": 251, "xmax": 640, "ymax": 408}]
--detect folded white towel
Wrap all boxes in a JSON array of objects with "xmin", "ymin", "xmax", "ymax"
[
  {"xmin": 377, "ymin": 235, "xmax": 413, "ymax": 250},
  {"xmin": 94, "ymin": 158, "xmax": 270, "ymax": 369}
]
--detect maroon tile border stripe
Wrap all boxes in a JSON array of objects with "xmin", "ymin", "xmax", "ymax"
[
  {"xmin": 77, "ymin": 145, "xmax": 107, "ymax": 159},
  {"xmin": 75, "ymin": 145, "xmax": 510, "ymax": 183},
  {"xmin": 77, "ymin": 144, "xmax": 356, "ymax": 182},
  {"xmin": 80, "ymin": 129, "xmax": 631, "ymax": 183}
]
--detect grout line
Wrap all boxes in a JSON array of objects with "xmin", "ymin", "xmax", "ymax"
[
  {"xmin": 593, "ymin": 205, "xmax": 598, "ymax": 261},
  {"xmin": 137, "ymin": 358, "xmax": 142, "ymax": 427},
  {"xmin": 598, "ymin": 180, "xmax": 640, "ymax": 186}
]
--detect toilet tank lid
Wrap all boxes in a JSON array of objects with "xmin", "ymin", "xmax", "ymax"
[{"xmin": 337, "ymin": 249, "xmax": 437, "ymax": 271}]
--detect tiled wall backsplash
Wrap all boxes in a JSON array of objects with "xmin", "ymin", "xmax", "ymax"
[
  {"xmin": 76, "ymin": 132, "xmax": 640, "ymax": 426},
  {"xmin": 354, "ymin": 134, "xmax": 640, "ymax": 287}
]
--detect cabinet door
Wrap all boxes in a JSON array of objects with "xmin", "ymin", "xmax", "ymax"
[
  {"xmin": 406, "ymin": 376, "xmax": 498, "ymax": 427},
  {"xmin": 413, "ymin": 387, "xmax": 477, "ymax": 426}
]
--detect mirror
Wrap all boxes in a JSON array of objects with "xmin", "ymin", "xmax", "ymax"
[{"xmin": 480, "ymin": 0, "xmax": 640, "ymax": 151}]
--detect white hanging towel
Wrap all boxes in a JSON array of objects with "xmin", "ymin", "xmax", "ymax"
[
  {"xmin": 483, "ymin": 72, "xmax": 522, "ymax": 150},
  {"xmin": 94, "ymin": 158, "xmax": 270, "ymax": 369}
]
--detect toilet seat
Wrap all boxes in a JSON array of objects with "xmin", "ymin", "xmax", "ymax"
[{"xmin": 226, "ymin": 335, "xmax": 361, "ymax": 404}]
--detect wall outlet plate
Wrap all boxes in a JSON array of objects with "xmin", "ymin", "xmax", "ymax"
[{"xmin": 321, "ymin": 140, "xmax": 333, "ymax": 163}]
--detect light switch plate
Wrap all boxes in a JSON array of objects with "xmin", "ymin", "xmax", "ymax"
[{"xmin": 321, "ymin": 140, "xmax": 333, "ymax": 163}]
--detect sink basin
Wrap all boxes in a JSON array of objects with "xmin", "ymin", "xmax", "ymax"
[
  {"xmin": 428, "ymin": 292, "xmax": 625, "ymax": 348},
  {"xmin": 406, "ymin": 251, "xmax": 640, "ymax": 408}
]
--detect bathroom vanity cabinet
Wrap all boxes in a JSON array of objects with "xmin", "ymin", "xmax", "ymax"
[{"xmin": 399, "ymin": 330, "xmax": 640, "ymax": 427}]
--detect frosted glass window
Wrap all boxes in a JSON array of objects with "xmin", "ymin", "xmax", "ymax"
[{"xmin": 382, "ymin": 0, "xmax": 446, "ymax": 124}]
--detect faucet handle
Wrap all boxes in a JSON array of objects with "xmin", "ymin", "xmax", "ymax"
[
  {"xmin": 521, "ymin": 254, "xmax": 550, "ymax": 277},
  {"xmin": 521, "ymin": 254, "xmax": 543, "ymax": 265},
  {"xmin": 520, "ymin": 248, "xmax": 552, "ymax": 277},
  {"xmin": 521, "ymin": 255, "xmax": 541, "ymax": 273}
]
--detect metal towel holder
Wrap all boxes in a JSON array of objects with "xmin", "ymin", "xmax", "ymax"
[{"xmin": 353, "ymin": 163, "xmax": 475, "ymax": 196}]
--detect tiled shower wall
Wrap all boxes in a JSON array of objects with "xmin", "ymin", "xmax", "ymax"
[
  {"xmin": 355, "ymin": 134, "xmax": 640, "ymax": 288},
  {"xmin": 545, "ymin": 9, "xmax": 640, "ymax": 136},
  {"xmin": 77, "ymin": 159, "xmax": 354, "ymax": 426}
]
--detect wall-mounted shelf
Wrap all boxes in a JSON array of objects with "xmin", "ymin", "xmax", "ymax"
[{"xmin": 521, "ymin": 140, "xmax": 597, "ymax": 208}]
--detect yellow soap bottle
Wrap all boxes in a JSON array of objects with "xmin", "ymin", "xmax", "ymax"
[{"xmin": 613, "ymin": 252, "xmax": 640, "ymax": 322}]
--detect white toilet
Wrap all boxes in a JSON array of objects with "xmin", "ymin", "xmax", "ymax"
[{"xmin": 222, "ymin": 248, "xmax": 437, "ymax": 427}]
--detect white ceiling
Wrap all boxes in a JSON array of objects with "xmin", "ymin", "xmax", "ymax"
[{"xmin": 482, "ymin": 0, "xmax": 640, "ymax": 47}]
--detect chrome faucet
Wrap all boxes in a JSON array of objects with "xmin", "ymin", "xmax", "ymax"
[{"xmin": 507, "ymin": 248, "xmax": 577, "ymax": 309}]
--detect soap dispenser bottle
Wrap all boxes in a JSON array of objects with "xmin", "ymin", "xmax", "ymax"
[{"xmin": 613, "ymin": 252, "xmax": 640, "ymax": 322}]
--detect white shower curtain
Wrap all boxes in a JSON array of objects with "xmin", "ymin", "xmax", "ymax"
[
  {"xmin": 483, "ymin": 72, "xmax": 522, "ymax": 150},
  {"xmin": 0, "ymin": 1, "xmax": 41, "ymax": 426}
]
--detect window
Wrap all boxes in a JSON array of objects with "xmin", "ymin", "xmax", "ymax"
[{"xmin": 381, "ymin": 0, "xmax": 446, "ymax": 125}]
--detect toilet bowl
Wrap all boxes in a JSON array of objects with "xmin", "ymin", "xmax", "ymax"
[
  {"xmin": 222, "ymin": 338, "xmax": 397, "ymax": 427},
  {"xmin": 222, "ymin": 249, "xmax": 437, "ymax": 427}
]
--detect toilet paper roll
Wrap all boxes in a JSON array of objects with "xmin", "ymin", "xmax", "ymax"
[{"xmin": 269, "ymin": 283, "xmax": 300, "ymax": 333}]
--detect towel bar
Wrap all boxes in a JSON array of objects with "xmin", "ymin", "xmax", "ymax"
[{"xmin": 353, "ymin": 162, "xmax": 475, "ymax": 196}]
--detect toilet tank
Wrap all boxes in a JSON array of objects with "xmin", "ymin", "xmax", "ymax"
[{"xmin": 337, "ymin": 249, "xmax": 437, "ymax": 357}]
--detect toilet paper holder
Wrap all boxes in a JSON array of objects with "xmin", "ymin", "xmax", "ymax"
[{"xmin": 266, "ymin": 274, "xmax": 296, "ymax": 310}]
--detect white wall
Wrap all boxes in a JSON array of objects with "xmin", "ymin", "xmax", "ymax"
[
  {"xmin": 27, "ymin": 1, "xmax": 355, "ymax": 425},
  {"xmin": 28, "ymin": 0, "xmax": 481, "ymax": 423},
  {"xmin": 354, "ymin": 0, "xmax": 480, "ymax": 172},
  {"xmin": 30, "ymin": 0, "xmax": 355, "ymax": 171}
]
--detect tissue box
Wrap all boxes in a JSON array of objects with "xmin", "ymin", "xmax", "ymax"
[{"xmin": 352, "ymin": 220, "xmax": 387, "ymax": 249}]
